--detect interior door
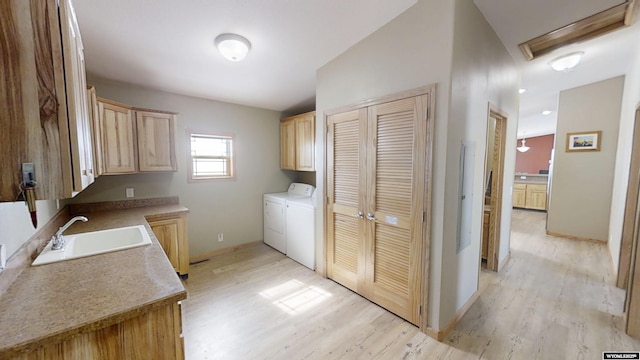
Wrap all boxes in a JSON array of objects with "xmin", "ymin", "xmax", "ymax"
[
  {"xmin": 364, "ymin": 96, "xmax": 427, "ymax": 324},
  {"xmin": 326, "ymin": 96, "xmax": 427, "ymax": 325},
  {"xmin": 326, "ymin": 108, "xmax": 367, "ymax": 292}
]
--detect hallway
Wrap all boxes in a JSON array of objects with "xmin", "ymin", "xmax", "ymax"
[
  {"xmin": 182, "ymin": 209, "xmax": 640, "ymax": 359},
  {"xmin": 446, "ymin": 209, "xmax": 640, "ymax": 358}
]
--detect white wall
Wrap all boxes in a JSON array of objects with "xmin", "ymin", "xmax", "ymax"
[
  {"xmin": 316, "ymin": 0, "xmax": 517, "ymax": 330},
  {"xmin": 548, "ymin": 76, "xmax": 624, "ymax": 241},
  {"xmin": 609, "ymin": 32, "xmax": 640, "ymax": 271},
  {"xmin": 72, "ymin": 77, "xmax": 294, "ymax": 257},
  {"xmin": 316, "ymin": 0, "xmax": 455, "ymax": 330},
  {"xmin": 444, "ymin": 0, "xmax": 519, "ymax": 323},
  {"xmin": 0, "ymin": 200, "xmax": 63, "ymax": 258}
]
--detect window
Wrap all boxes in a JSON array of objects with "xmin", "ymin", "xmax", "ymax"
[{"xmin": 188, "ymin": 131, "xmax": 235, "ymax": 181}]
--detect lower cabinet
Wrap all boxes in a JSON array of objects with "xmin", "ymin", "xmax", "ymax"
[
  {"xmin": 513, "ymin": 183, "xmax": 547, "ymax": 210},
  {"xmin": 20, "ymin": 302, "xmax": 184, "ymax": 360},
  {"xmin": 147, "ymin": 214, "xmax": 190, "ymax": 278}
]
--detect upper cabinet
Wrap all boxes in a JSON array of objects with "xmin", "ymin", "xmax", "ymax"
[
  {"xmin": 280, "ymin": 111, "xmax": 315, "ymax": 172},
  {"xmin": 0, "ymin": 0, "xmax": 94, "ymax": 201},
  {"xmin": 136, "ymin": 110, "xmax": 178, "ymax": 172},
  {"xmin": 60, "ymin": 0, "xmax": 95, "ymax": 194},
  {"xmin": 97, "ymin": 98, "xmax": 136, "ymax": 174},
  {"xmin": 95, "ymin": 98, "xmax": 178, "ymax": 175}
]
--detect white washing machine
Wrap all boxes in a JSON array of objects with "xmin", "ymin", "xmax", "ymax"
[{"xmin": 263, "ymin": 183, "xmax": 316, "ymax": 269}]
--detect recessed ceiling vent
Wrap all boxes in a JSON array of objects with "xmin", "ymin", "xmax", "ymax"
[{"xmin": 518, "ymin": 0, "xmax": 638, "ymax": 61}]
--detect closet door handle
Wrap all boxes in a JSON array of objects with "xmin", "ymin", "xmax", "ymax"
[
  {"xmin": 351, "ymin": 211, "xmax": 364, "ymax": 219},
  {"xmin": 366, "ymin": 213, "xmax": 377, "ymax": 221}
]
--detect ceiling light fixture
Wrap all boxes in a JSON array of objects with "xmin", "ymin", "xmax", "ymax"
[
  {"xmin": 549, "ymin": 51, "xmax": 584, "ymax": 72},
  {"xmin": 215, "ymin": 33, "xmax": 251, "ymax": 62},
  {"xmin": 519, "ymin": 88, "xmax": 527, "ymax": 94},
  {"xmin": 542, "ymin": 110, "xmax": 552, "ymax": 116},
  {"xmin": 517, "ymin": 138, "xmax": 530, "ymax": 153}
]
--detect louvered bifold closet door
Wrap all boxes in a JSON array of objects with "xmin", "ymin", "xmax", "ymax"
[
  {"xmin": 364, "ymin": 96, "xmax": 427, "ymax": 325},
  {"xmin": 326, "ymin": 109, "xmax": 367, "ymax": 292}
]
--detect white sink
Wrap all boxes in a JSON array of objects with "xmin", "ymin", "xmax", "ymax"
[{"xmin": 32, "ymin": 225, "xmax": 152, "ymax": 266}]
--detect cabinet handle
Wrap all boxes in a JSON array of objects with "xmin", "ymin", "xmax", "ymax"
[
  {"xmin": 82, "ymin": 170, "xmax": 87, "ymax": 175},
  {"xmin": 351, "ymin": 211, "xmax": 364, "ymax": 219},
  {"xmin": 366, "ymin": 213, "xmax": 377, "ymax": 221}
]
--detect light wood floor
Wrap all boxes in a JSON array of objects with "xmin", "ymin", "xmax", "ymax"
[{"xmin": 182, "ymin": 209, "xmax": 640, "ymax": 359}]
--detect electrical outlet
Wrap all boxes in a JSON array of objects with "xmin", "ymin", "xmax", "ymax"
[
  {"xmin": 217, "ymin": 233, "xmax": 223, "ymax": 242},
  {"xmin": 126, "ymin": 188, "xmax": 134, "ymax": 198}
]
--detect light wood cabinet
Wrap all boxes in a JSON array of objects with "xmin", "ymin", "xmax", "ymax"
[
  {"xmin": 513, "ymin": 183, "xmax": 547, "ymax": 210},
  {"xmin": 87, "ymin": 86, "xmax": 103, "ymax": 177},
  {"xmin": 96, "ymin": 99, "xmax": 178, "ymax": 174},
  {"xmin": 0, "ymin": 0, "xmax": 94, "ymax": 201},
  {"xmin": 98, "ymin": 98, "xmax": 137, "ymax": 174},
  {"xmin": 148, "ymin": 214, "xmax": 190, "ymax": 278},
  {"xmin": 512, "ymin": 183, "xmax": 527, "ymax": 208},
  {"xmin": 280, "ymin": 111, "xmax": 315, "ymax": 171},
  {"xmin": 18, "ymin": 302, "xmax": 184, "ymax": 360},
  {"xmin": 136, "ymin": 110, "xmax": 178, "ymax": 172},
  {"xmin": 61, "ymin": 0, "xmax": 95, "ymax": 195}
]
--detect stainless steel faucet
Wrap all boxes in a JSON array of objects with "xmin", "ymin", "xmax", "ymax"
[{"xmin": 51, "ymin": 216, "xmax": 88, "ymax": 250}]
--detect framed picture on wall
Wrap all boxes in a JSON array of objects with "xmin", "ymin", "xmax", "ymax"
[{"xmin": 566, "ymin": 130, "xmax": 602, "ymax": 152}]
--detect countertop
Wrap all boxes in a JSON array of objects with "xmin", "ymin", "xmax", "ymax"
[{"xmin": 0, "ymin": 204, "xmax": 188, "ymax": 356}]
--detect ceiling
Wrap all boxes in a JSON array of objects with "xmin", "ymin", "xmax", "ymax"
[
  {"xmin": 474, "ymin": 0, "xmax": 640, "ymax": 139},
  {"xmin": 73, "ymin": 0, "xmax": 416, "ymax": 113},
  {"xmin": 74, "ymin": 0, "xmax": 640, "ymax": 133}
]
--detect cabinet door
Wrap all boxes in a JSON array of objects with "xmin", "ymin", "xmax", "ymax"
[
  {"xmin": 148, "ymin": 215, "xmax": 189, "ymax": 276},
  {"xmin": 136, "ymin": 111, "xmax": 177, "ymax": 172},
  {"xmin": 98, "ymin": 99, "xmax": 136, "ymax": 174},
  {"xmin": 295, "ymin": 113, "xmax": 315, "ymax": 171},
  {"xmin": 87, "ymin": 86, "xmax": 103, "ymax": 177},
  {"xmin": 526, "ymin": 184, "xmax": 547, "ymax": 210},
  {"xmin": 150, "ymin": 219, "xmax": 180, "ymax": 271},
  {"xmin": 512, "ymin": 188, "xmax": 526, "ymax": 207},
  {"xmin": 60, "ymin": 0, "xmax": 94, "ymax": 194},
  {"xmin": 280, "ymin": 119, "xmax": 296, "ymax": 170}
]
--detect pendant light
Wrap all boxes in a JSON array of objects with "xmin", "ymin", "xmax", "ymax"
[{"xmin": 517, "ymin": 138, "xmax": 530, "ymax": 153}]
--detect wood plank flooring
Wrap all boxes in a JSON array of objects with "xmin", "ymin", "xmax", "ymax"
[{"xmin": 182, "ymin": 209, "xmax": 640, "ymax": 359}]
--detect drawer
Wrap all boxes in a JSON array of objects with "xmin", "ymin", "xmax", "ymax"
[
  {"xmin": 514, "ymin": 183, "xmax": 526, "ymax": 190},
  {"xmin": 527, "ymin": 184, "xmax": 547, "ymax": 191}
]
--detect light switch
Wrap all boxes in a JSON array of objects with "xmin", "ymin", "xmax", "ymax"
[{"xmin": 126, "ymin": 188, "xmax": 134, "ymax": 198}]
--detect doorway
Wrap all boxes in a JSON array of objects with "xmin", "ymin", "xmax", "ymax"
[
  {"xmin": 481, "ymin": 105, "xmax": 508, "ymax": 271},
  {"xmin": 623, "ymin": 105, "xmax": 640, "ymax": 337}
]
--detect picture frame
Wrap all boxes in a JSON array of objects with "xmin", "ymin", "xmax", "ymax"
[{"xmin": 566, "ymin": 130, "xmax": 602, "ymax": 152}]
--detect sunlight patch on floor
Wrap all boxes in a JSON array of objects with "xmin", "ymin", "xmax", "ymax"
[{"xmin": 259, "ymin": 279, "xmax": 332, "ymax": 315}]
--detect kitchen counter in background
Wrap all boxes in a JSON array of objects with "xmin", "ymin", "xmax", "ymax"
[
  {"xmin": 514, "ymin": 173, "xmax": 548, "ymax": 184},
  {"xmin": 0, "ymin": 197, "xmax": 188, "ymax": 358}
]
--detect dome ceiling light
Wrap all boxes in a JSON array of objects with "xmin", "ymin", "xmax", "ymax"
[
  {"xmin": 215, "ymin": 33, "xmax": 251, "ymax": 62},
  {"xmin": 549, "ymin": 51, "xmax": 584, "ymax": 72}
]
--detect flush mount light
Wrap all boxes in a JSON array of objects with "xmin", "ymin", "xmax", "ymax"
[
  {"xmin": 542, "ymin": 110, "xmax": 552, "ymax": 116},
  {"xmin": 519, "ymin": 88, "xmax": 527, "ymax": 94},
  {"xmin": 215, "ymin": 33, "xmax": 251, "ymax": 62},
  {"xmin": 549, "ymin": 51, "xmax": 584, "ymax": 72},
  {"xmin": 517, "ymin": 138, "xmax": 530, "ymax": 153}
]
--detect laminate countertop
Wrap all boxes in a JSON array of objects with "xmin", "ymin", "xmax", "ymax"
[{"xmin": 0, "ymin": 204, "xmax": 188, "ymax": 356}]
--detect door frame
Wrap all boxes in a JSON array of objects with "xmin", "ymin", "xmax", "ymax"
[
  {"xmin": 323, "ymin": 84, "xmax": 436, "ymax": 332},
  {"xmin": 484, "ymin": 104, "xmax": 508, "ymax": 272},
  {"xmin": 624, "ymin": 105, "xmax": 640, "ymax": 337},
  {"xmin": 618, "ymin": 106, "xmax": 640, "ymax": 289}
]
